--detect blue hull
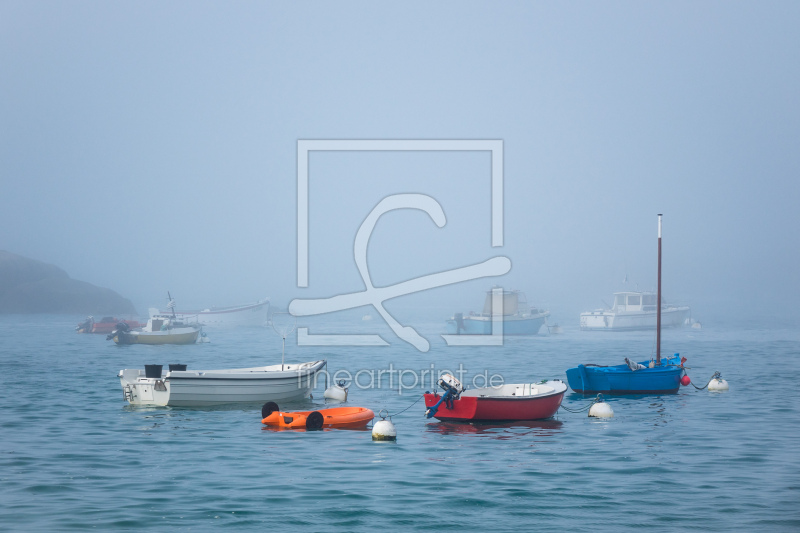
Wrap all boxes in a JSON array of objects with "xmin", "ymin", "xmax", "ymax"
[
  {"xmin": 566, "ymin": 355, "xmax": 684, "ymax": 394},
  {"xmin": 445, "ymin": 315, "xmax": 547, "ymax": 335}
]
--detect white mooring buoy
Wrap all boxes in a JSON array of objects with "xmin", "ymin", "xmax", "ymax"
[
  {"xmin": 372, "ymin": 410, "xmax": 397, "ymax": 441},
  {"xmin": 324, "ymin": 379, "xmax": 349, "ymax": 402},
  {"xmin": 588, "ymin": 395, "xmax": 614, "ymax": 418},
  {"xmin": 708, "ymin": 374, "xmax": 729, "ymax": 392}
]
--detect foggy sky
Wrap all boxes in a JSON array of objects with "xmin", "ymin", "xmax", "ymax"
[{"xmin": 1, "ymin": 1, "xmax": 798, "ymax": 325}]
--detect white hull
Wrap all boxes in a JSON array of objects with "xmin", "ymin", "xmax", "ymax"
[
  {"xmin": 149, "ymin": 298, "xmax": 270, "ymax": 326},
  {"xmin": 114, "ymin": 326, "xmax": 200, "ymax": 345},
  {"xmin": 119, "ymin": 360, "xmax": 326, "ymax": 406},
  {"xmin": 580, "ymin": 306, "xmax": 690, "ymax": 331},
  {"xmin": 446, "ymin": 311, "xmax": 550, "ymax": 335},
  {"xmin": 446, "ymin": 289, "xmax": 550, "ymax": 336}
]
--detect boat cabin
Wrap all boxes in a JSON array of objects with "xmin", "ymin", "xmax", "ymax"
[
  {"xmin": 612, "ymin": 291, "xmax": 658, "ymax": 313},
  {"xmin": 144, "ymin": 316, "xmax": 188, "ymax": 332},
  {"xmin": 479, "ymin": 289, "xmax": 543, "ymax": 317}
]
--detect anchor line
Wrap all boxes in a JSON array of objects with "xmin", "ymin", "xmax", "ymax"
[
  {"xmin": 558, "ymin": 396, "xmax": 601, "ymax": 413},
  {"xmin": 386, "ymin": 394, "xmax": 426, "ymax": 418},
  {"xmin": 688, "ymin": 371, "xmax": 722, "ymax": 390}
]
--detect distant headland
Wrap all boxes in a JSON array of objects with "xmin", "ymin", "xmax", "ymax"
[{"xmin": 0, "ymin": 250, "xmax": 137, "ymax": 315}]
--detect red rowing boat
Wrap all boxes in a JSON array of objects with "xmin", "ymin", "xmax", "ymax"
[{"xmin": 424, "ymin": 375, "xmax": 567, "ymax": 422}]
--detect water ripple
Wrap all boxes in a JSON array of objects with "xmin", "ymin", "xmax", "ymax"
[{"xmin": 0, "ymin": 317, "xmax": 799, "ymax": 531}]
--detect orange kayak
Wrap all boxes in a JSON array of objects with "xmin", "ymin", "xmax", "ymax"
[{"xmin": 260, "ymin": 402, "xmax": 374, "ymax": 429}]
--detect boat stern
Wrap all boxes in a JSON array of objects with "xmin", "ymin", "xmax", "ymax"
[{"xmin": 118, "ymin": 368, "xmax": 170, "ymax": 406}]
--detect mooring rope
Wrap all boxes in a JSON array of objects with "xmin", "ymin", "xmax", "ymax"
[
  {"xmin": 688, "ymin": 371, "xmax": 722, "ymax": 390},
  {"xmin": 558, "ymin": 394, "xmax": 603, "ymax": 413},
  {"xmin": 386, "ymin": 393, "xmax": 426, "ymax": 418}
]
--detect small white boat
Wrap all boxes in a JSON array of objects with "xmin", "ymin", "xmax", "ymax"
[
  {"xmin": 108, "ymin": 316, "xmax": 201, "ymax": 345},
  {"xmin": 580, "ymin": 291, "xmax": 690, "ymax": 331},
  {"xmin": 446, "ymin": 289, "xmax": 550, "ymax": 335},
  {"xmin": 149, "ymin": 297, "xmax": 270, "ymax": 326},
  {"xmin": 118, "ymin": 360, "xmax": 327, "ymax": 407}
]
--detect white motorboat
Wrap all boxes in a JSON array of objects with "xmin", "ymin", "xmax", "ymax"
[
  {"xmin": 445, "ymin": 289, "xmax": 550, "ymax": 335},
  {"xmin": 108, "ymin": 316, "xmax": 201, "ymax": 345},
  {"xmin": 149, "ymin": 297, "xmax": 270, "ymax": 326},
  {"xmin": 580, "ymin": 290, "xmax": 690, "ymax": 331},
  {"xmin": 118, "ymin": 360, "xmax": 327, "ymax": 407}
]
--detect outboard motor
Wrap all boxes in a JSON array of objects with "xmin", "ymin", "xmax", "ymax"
[
  {"xmin": 76, "ymin": 316, "xmax": 94, "ymax": 333},
  {"xmin": 454, "ymin": 313, "xmax": 465, "ymax": 334},
  {"xmin": 425, "ymin": 373, "xmax": 465, "ymax": 418},
  {"xmin": 106, "ymin": 322, "xmax": 130, "ymax": 340}
]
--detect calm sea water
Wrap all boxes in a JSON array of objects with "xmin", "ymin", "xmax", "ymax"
[{"xmin": 1, "ymin": 313, "xmax": 799, "ymax": 532}]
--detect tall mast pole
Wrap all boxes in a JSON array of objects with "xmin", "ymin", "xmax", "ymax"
[{"xmin": 656, "ymin": 214, "xmax": 662, "ymax": 365}]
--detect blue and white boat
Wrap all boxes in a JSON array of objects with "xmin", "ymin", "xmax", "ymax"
[
  {"xmin": 566, "ymin": 215, "xmax": 687, "ymax": 395},
  {"xmin": 445, "ymin": 289, "xmax": 550, "ymax": 335}
]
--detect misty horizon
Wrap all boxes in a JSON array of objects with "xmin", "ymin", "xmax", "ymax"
[{"xmin": 2, "ymin": 3, "xmax": 797, "ymax": 331}]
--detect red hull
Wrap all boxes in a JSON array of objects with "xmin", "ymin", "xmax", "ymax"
[
  {"xmin": 424, "ymin": 391, "xmax": 565, "ymax": 422},
  {"xmin": 82, "ymin": 320, "xmax": 143, "ymax": 334}
]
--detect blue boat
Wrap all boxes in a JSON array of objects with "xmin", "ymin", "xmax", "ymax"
[
  {"xmin": 566, "ymin": 353, "xmax": 685, "ymax": 394},
  {"xmin": 566, "ymin": 214, "xmax": 688, "ymax": 395},
  {"xmin": 445, "ymin": 289, "xmax": 550, "ymax": 335}
]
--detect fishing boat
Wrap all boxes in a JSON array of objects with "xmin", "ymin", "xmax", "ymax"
[
  {"xmin": 76, "ymin": 316, "xmax": 144, "ymax": 334},
  {"xmin": 424, "ymin": 374, "xmax": 566, "ymax": 422},
  {"xmin": 566, "ymin": 214, "xmax": 687, "ymax": 394},
  {"xmin": 118, "ymin": 360, "xmax": 327, "ymax": 407},
  {"xmin": 580, "ymin": 291, "xmax": 690, "ymax": 331},
  {"xmin": 566, "ymin": 353, "xmax": 685, "ymax": 394},
  {"xmin": 260, "ymin": 402, "xmax": 374, "ymax": 429},
  {"xmin": 445, "ymin": 289, "xmax": 550, "ymax": 335},
  {"xmin": 148, "ymin": 297, "xmax": 270, "ymax": 326},
  {"xmin": 108, "ymin": 316, "xmax": 201, "ymax": 345}
]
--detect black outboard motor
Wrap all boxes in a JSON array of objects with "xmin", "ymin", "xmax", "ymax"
[
  {"xmin": 106, "ymin": 322, "xmax": 130, "ymax": 340},
  {"xmin": 454, "ymin": 313, "xmax": 465, "ymax": 334}
]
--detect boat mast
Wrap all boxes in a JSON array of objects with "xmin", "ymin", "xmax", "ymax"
[{"xmin": 656, "ymin": 214, "xmax": 662, "ymax": 365}]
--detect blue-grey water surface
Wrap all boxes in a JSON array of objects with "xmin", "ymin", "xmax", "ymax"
[{"xmin": 1, "ymin": 313, "xmax": 798, "ymax": 532}]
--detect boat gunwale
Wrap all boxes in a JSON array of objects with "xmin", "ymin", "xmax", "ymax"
[
  {"xmin": 428, "ymin": 382, "xmax": 567, "ymax": 403},
  {"xmin": 456, "ymin": 310, "xmax": 551, "ymax": 322},
  {"xmin": 156, "ymin": 300, "xmax": 270, "ymax": 316},
  {"xmin": 163, "ymin": 361, "xmax": 326, "ymax": 381},
  {"xmin": 579, "ymin": 363, "xmax": 684, "ymax": 374}
]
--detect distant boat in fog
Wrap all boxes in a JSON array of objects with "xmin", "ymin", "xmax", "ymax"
[
  {"xmin": 76, "ymin": 315, "xmax": 144, "ymax": 334},
  {"xmin": 108, "ymin": 316, "xmax": 201, "ymax": 345},
  {"xmin": 580, "ymin": 291, "xmax": 690, "ymax": 331},
  {"xmin": 149, "ymin": 297, "xmax": 270, "ymax": 326},
  {"xmin": 446, "ymin": 289, "xmax": 550, "ymax": 335}
]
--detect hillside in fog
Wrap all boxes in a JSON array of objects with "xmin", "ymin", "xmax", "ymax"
[{"xmin": 0, "ymin": 250, "xmax": 137, "ymax": 315}]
